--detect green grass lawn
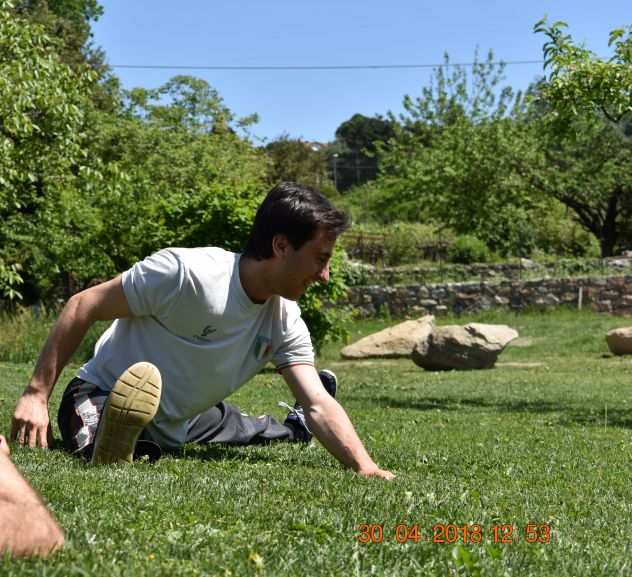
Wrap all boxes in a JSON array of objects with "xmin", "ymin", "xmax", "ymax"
[{"xmin": 2, "ymin": 309, "xmax": 632, "ymax": 576}]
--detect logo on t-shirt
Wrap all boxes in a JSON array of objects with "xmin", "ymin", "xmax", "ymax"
[
  {"xmin": 194, "ymin": 324, "xmax": 217, "ymax": 341},
  {"xmin": 254, "ymin": 335, "xmax": 272, "ymax": 361}
]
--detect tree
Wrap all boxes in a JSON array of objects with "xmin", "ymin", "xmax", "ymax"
[
  {"xmin": 521, "ymin": 103, "xmax": 632, "ymax": 257},
  {"xmin": 83, "ymin": 76, "xmax": 269, "ymax": 271},
  {"xmin": 331, "ymin": 114, "xmax": 395, "ymax": 191},
  {"xmin": 368, "ymin": 52, "xmax": 545, "ymax": 255},
  {"xmin": 0, "ymin": 0, "xmax": 99, "ymax": 301},
  {"xmin": 378, "ymin": 117, "xmax": 543, "ymax": 255},
  {"xmin": 336, "ymin": 114, "xmax": 395, "ymax": 153},
  {"xmin": 534, "ymin": 18, "xmax": 632, "ymax": 127},
  {"xmin": 12, "ymin": 0, "xmax": 105, "ymax": 71},
  {"xmin": 12, "ymin": 0, "xmax": 120, "ymax": 112},
  {"xmin": 530, "ymin": 20, "xmax": 632, "ymax": 256},
  {"xmin": 391, "ymin": 51, "xmax": 523, "ymax": 137},
  {"xmin": 264, "ymin": 136, "xmax": 328, "ymax": 191},
  {"xmin": 124, "ymin": 76, "xmax": 258, "ymax": 135}
]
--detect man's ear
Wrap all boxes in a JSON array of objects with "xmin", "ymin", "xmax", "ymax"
[{"xmin": 271, "ymin": 234, "xmax": 290, "ymax": 258}]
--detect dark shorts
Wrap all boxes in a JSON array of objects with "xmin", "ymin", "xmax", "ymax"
[{"xmin": 57, "ymin": 377, "xmax": 301, "ymax": 461}]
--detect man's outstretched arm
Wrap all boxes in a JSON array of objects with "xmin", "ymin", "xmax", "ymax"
[
  {"xmin": 0, "ymin": 436, "xmax": 64, "ymax": 556},
  {"xmin": 11, "ymin": 276, "xmax": 131, "ymax": 448},
  {"xmin": 281, "ymin": 364, "xmax": 395, "ymax": 480}
]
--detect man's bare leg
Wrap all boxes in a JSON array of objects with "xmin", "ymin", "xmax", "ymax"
[{"xmin": 0, "ymin": 435, "xmax": 64, "ymax": 557}]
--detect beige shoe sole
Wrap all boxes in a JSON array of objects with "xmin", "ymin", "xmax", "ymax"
[{"xmin": 91, "ymin": 362, "xmax": 162, "ymax": 465}]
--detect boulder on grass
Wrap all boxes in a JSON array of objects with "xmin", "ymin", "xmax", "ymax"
[
  {"xmin": 412, "ymin": 323, "xmax": 518, "ymax": 370},
  {"xmin": 606, "ymin": 327, "xmax": 632, "ymax": 355},
  {"xmin": 341, "ymin": 316, "xmax": 435, "ymax": 359}
]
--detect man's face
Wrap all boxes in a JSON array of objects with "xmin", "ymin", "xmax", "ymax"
[{"xmin": 275, "ymin": 227, "xmax": 337, "ymax": 301}]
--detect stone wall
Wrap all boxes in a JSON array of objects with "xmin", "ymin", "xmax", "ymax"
[
  {"xmin": 347, "ymin": 256, "xmax": 632, "ymax": 287},
  {"xmin": 342, "ymin": 275, "xmax": 632, "ymax": 318}
]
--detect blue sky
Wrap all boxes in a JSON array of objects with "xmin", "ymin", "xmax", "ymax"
[{"xmin": 92, "ymin": 1, "xmax": 631, "ymax": 143}]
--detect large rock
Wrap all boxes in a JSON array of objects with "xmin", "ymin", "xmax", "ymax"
[
  {"xmin": 341, "ymin": 316, "xmax": 435, "ymax": 359},
  {"xmin": 412, "ymin": 323, "xmax": 518, "ymax": 370},
  {"xmin": 606, "ymin": 327, "xmax": 632, "ymax": 355}
]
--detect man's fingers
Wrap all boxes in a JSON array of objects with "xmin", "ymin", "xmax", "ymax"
[
  {"xmin": 38, "ymin": 429, "xmax": 45, "ymax": 448},
  {"xmin": 369, "ymin": 470, "xmax": 395, "ymax": 481},
  {"xmin": 11, "ymin": 393, "xmax": 51, "ymax": 449},
  {"xmin": 28, "ymin": 424, "xmax": 38, "ymax": 449},
  {"xmin": 13, "ymin": 421, "xmax": 26, "ymax": 446},
  {"xmin": 47, "ymin": 424, "xmax": 54, "ymax": 448},
  {"xmin": 36, "ymin": 425, "xmax": 49, "ymax": 449},
  {"xmin": 359, "ymin": 468, "xmax": 396, "ymax": 481},
  {"xmin": 10, "ymin": 422, "xmax": 50, "ymax": 449},
  {"xmin": 9, "ymin": 418, "xmax": 19, "ymax": 442}
]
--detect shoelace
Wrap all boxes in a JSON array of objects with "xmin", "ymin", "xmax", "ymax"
[{"xmin": 277, "ymin": 401, "xmax": 312, "ymax": 434}]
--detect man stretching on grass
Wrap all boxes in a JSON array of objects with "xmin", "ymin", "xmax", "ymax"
[
  {"xmin": 0, "ymin": 435, "xmax": 64, "ymax": 556},
  {"xmin": 11, "ymin": 182, "xmax": 394, "ymax": 480}
]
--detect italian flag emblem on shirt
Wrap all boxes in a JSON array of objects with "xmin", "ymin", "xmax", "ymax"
[{"xmin": 254, "ymin": 335, "xmax": 272, "ymax": 361}]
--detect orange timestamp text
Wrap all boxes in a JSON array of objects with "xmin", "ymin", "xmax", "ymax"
[{"xmin": 356, "ymin": 522, "xmax": 551, "ymax": 545}]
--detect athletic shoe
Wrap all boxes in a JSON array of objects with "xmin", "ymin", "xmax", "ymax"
[
  {"xmin": 91, "ymin": 362, "xmax": 162, "ymax": 465},
  {"xmin": 318, "ymin": 369, "xmax": 337, "ymax": 398},
  {"xmin": 280, "ymin": 369, "xmax": 338, "ymax": 442}
]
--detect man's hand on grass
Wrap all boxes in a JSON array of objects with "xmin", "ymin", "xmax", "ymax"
[
  {"xmin": 10, "ymin": 391, "xmax": 53, "ymax": 449},
  {"xmin": 358, "ymin": 466, "xmax": 396, "ymax": 481}
]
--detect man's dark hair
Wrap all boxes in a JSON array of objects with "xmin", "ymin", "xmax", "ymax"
[{"xmin": 242, "ymin": 182, "xmax": 349, "ymax": 260}]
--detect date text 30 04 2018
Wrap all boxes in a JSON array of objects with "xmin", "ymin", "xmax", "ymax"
[{"xmin": 356, "ymin": 523, "xmax": 552, "ymax": 545}]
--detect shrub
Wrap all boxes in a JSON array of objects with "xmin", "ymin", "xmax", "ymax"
[
  {"xmin": 0, "ymin": 261, "xmax": 23, "ymax": 303},
  {"xmin": 448, "ymin": 235, "xmax": 491, "ymax": 264},
  {"xmin": 0, "ymin": 306, "xmax": 108, "ymax": 364},
  {"xmin": 531, "ymin": 201, "xmax": 600, "ymax": 257},
  {"xmin": 330, "ymin": 181, "xmax": 384, "ymax": 224},
  {"xmin": 299, "ymin": 248, "xmax": 350, "ymax": 354},
  {"xmin": 383, "ymin": 222, "xmax": 446, "ymax": 265},
  {"xmin": 341, "ymin": 222, "xmax": 453, "ymax": 266}
]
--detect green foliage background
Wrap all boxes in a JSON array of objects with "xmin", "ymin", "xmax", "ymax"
[
  {"xmin": 0, "ymin": 2, "xmax": 348, "ymax": 353},
  {"xmin": 341, "ymin": 35, "xmax": 632, "ymax": 259},
  {"xmin": 2, "ymin": 0, "xmax": 632, "ymax": 351}
]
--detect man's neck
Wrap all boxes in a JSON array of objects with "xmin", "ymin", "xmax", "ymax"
[{"xmin": 239, "ymin": 256, "xmax": 275, "ymax": 304}]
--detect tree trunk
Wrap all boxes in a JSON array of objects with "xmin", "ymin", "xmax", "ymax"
[
  {"xmin": 599, "ymin": 187, "xmax": 622, "ymax": 257},
  {"xmin": 600, "ymin": 235, "xmax": 616, "ymax": 257}
]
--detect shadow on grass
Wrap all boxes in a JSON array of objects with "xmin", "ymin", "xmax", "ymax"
[
  {"xmin": 361, "ymin": 394, "xmax": 632, "ymax": 430},
  {"xmin": 43, "ymin": 438, "xmax": 300, "ymax": 467},
  {"xmin": 178, "ymin": 440, "xmax": 314, "ymax": 465}
]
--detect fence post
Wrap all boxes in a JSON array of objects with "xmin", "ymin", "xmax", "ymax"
[{"xmin": 578, "ymin": 286, "xmax": 583, "ymax": 310}]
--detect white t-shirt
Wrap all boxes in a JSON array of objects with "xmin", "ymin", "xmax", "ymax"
[{"xmin": 78, "ymin": 247, "xmax": 314, "ymax": 447}]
